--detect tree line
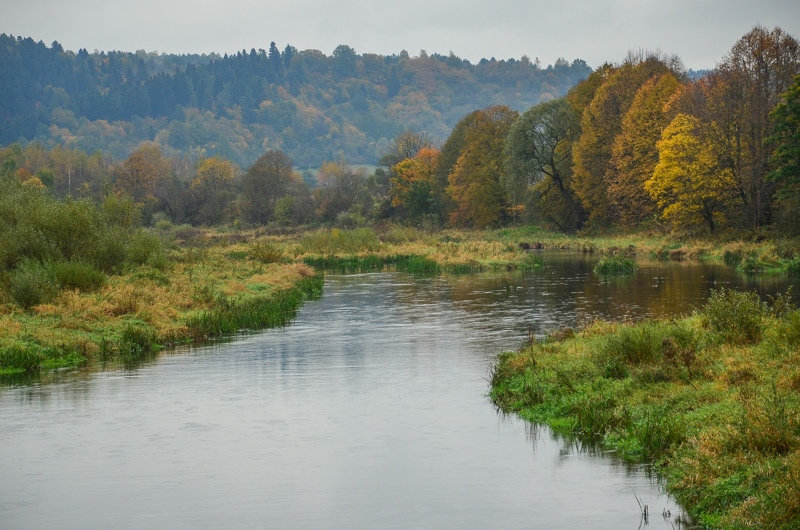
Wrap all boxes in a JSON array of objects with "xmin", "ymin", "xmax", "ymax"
[
  {"xmin": 0, "ymin": 34, "xmax": 591, "ymax": 168},
  {"xmin": 1, "ymin": 26, "xmax": 798, "ymax": 236}
]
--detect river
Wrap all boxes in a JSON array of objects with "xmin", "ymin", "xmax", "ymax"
[{"xmin": 2, "ymin": 252, "xmax": 797, "ymax": 528}]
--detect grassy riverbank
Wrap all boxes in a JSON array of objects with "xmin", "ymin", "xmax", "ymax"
[
  {"xmin": 490, "ymin": 289, "xmax": 800, "ymax": 529},
  {"xmin": 0, "ymin": 235, "xmax": 323, "ymax": 375},
  {"xmin": 485, "ymin": 226, "xmax": 800, "ymax": 274},
  {"xmin": 3, "ymin": 223, "xmax": 797, "ymax": 376},
  {"xmin": 0, "ymin": 225, "xmax": 544, "ymax": 375}
]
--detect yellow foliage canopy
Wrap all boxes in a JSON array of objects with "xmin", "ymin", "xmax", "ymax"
[{"xmin": 646, "ymin": 114, "xmax": 735, "ymax": 232}]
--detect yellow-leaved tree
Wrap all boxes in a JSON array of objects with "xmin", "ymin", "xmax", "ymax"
[
  {"xmin": 608, "ymin": 73, "xmax": 682, "ymax": 225},
  {"xmin": 646, "ymin": 114, "xmax": 735, "ymax": 232}
]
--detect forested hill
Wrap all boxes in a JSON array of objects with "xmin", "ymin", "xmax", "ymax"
[{"xmin": 0, "ymin": 34, "xmax": 592, "ymax": 167}]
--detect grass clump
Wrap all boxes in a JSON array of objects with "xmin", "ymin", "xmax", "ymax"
[
  {"xmin": 187, "ymin": 273, "xmax": 323, "ymax": 338},
  {"xmin": 53, "ymin": 261, "xmax": 107, "ymax": 291},
  {"xmin": 299, "ymin": 228, "xmax": 382, "ymax": 254},
  {"xmin": 593, "ymin": 255, "xmax": 637, "ymax": 276}
]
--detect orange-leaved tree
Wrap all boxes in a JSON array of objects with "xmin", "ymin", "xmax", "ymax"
[{"xmin": 390, "ymin": 147, "xmax": 440, "ymax": 219}]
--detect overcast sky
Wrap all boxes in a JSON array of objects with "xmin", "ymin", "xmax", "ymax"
[{"xmin": 2, "ymin": 0, "xmax": 798, "ymax": 70}]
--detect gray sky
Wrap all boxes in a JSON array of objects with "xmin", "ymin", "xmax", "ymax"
[{"xmin": 2, "ymin": 0, "xmax": 798, "ymax": 69}]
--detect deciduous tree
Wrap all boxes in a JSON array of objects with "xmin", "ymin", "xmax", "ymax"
[
  {"xmin": 646, "ymin": 114, "xmax": 735, "ymax": 232},
  {"xmin": 504, "ymin": 97, "xmax": 584, "ymax": 231},
  {"xmin": 447, "ymin": 106, "xmax": 517, "ymax": 228},
  {"xmin": 608, "ymin": 73, "xmax": 682, "ymax": 225}
]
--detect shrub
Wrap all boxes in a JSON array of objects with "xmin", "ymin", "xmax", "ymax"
[
  {"xmin": 594, "ymin": 255, "xmax": 637, "ymax": 276},
  {"xmin": 53, "ymin": 261, "xmax": 107, "ymax": 291},
  {"xmin": 777, "ymin": 311, "xmax": 800, "ymax": 348},
  {"xmin": 788, "ymin": 260, "xmax": 800, "ymax": 276},
  {"xmin": 249, "ymin": 241, "xmax": 284, "ymax": 263},
  {"xmin": 702, "ymin": 288, "xmax": 767, "ymax": 344},
  {"xmin": 127, "ymin": 230, "xmax": 168, "ymax": 269},
  {"xmin": 7, "ymin": 260, "xmax": 57, "ymax": 309}
]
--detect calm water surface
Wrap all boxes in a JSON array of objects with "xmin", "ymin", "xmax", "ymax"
[{"xmin": 2, "ymin": 252, "xmax": 798, "ymax": 529}]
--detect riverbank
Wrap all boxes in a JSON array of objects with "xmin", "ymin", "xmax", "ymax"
[
  {"xmin": 3, "ymin": 223, "xmax": 797, "ymax": 375},
  {"xmin": 0, "ymin": 236, "xmax": 323, "ymax": 375},
  {"xmin": 490, "ymin": 289, "xmax": 800, "ymax": 528},
  {"xmin": 485, "ymin": 226, "xmax": 800, "ymax": 274},
  {"xmin": 0, "ymin": 225, "xmax": 548, "ymax": 375}
]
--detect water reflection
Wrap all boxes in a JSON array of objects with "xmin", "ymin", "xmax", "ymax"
[{"xmin": 2, "ymin": 252, "xmax": 797, "ymax": 528}]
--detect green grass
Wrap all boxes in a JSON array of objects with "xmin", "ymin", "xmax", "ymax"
[
  {"xmin": 593, "ymin": 255, "xmax": 637, "ymax": 276},
  {"xmin": 490, "ymin": 289, "xmax": 800, "ymax": 528},
  {"xmin": 186, "ymin": 273, "xmax": 323, "ymax": 338}
]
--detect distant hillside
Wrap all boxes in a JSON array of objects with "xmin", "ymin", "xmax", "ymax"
[{"xmin": 0, "ymin": 34, "xmax": 592, "ymax": 167}]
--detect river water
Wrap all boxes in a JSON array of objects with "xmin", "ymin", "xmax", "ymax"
[{"xmin": 2, "ymin": 252, "xmax": 797, "ymax": 529}]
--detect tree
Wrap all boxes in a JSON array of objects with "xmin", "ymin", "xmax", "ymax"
[
  {"xmin": 645, "ymin": 114, "xmax": 735, "ymax": 232},
  {"xmin": 608, "ymin": 72, "xmax": 682, "ymax": 225},
  {"xmin": 767, "ymin": 75, "xmax": 800, "ymax": 197},
  {"xmin": 447, "ymin": 106, "xmax": 518, "ymax": 228},
  {"xmin": 387, "ymin": 65, "xmax": 401, "ymax": 97},
  {"xmin": 190, "ymin": 157, "xmax": 236, "ymax": 225},
  {"xmin": 241, "ymin": 150, "xmax": 295, "ymax": 224},
  {"xmin": 379, "ymin": 129, "xmax": 434, "ymax": 169},
  {"xmin": 115, "ymin": 144, "xmax": 171, "ymax": 203},
  {"xmin": 332, "ymin": 45, "xmax": 357, "ymax": 78},
  {"xmin": 572, "ymin": 54, "xmax": 681, "ymax": 225},
  {"xmin": 504, "ymin": 97, "xmax": 584, "ymax": 231},
  {"xmin": 390, "ymin": 147, "xmax": 440, "ymax": 219},
  {"xmin": 315, "ymin": 160, "xmax": 367, "ymax": 221}
]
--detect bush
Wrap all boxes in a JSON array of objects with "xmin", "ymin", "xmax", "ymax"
[
  {"xmin": 594, "ymin": 255, "xmax": 637, "ymax": 276},
  {"xmin": 7, "ymin": 260, "xmax": 58, "ymax": 309},
  {"xmin": 788, "ymin": 260, "xmax": 800, "ymax": 276},
  {"xmin": 702, "ymin": 288, "xmax": 767, "ymax": 344},
  {"xmin": 127, "ymin": 230, "xmax": 168, "ymax": 269},
  {"xmin": 778, "ymin": 311, "xmax": 800, "ymax": 348},
  {"xmin": 249, "ymin": 241, "xmax": 284, "ymax": 263},
  {"xmin": 53, "ymin": 261, "xmax": 106, "ymax": 291}
]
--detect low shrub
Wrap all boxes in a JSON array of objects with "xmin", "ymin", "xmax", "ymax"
[
  {"xmin": 0, "ymin": 343, "xmax": 47, "ymax": 370},
  {"xmin": 395, "ymin": 255, "xmax": 439, "ymax": 274},
  {"xmin": 724, "ymin": 249, "xmax": 744, "ymax": 267},
  {"xmin": 7, "ymin": 260, "xmax": 58, "ymax": 309},
  {"xmin": 119, "ymin": 324, "xmax": 159, "ymax": 355},
  {"xmin": 300, "ymin": 228, "xmax": 382, "ymax": 254},
  {"xmin": 702, "ymin": 288, "xmax": 767, "ymax": 345},
  {"xmin": 53, "ymin": 261, "xmax": 107, "ymax": 291},
  {"xmin": 127, "ymin": 230, "xmax": 168, "ymax": 269},
  {"xmin": 249, "ymin": 241, "xmax": 284, "ymax": 263}
]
